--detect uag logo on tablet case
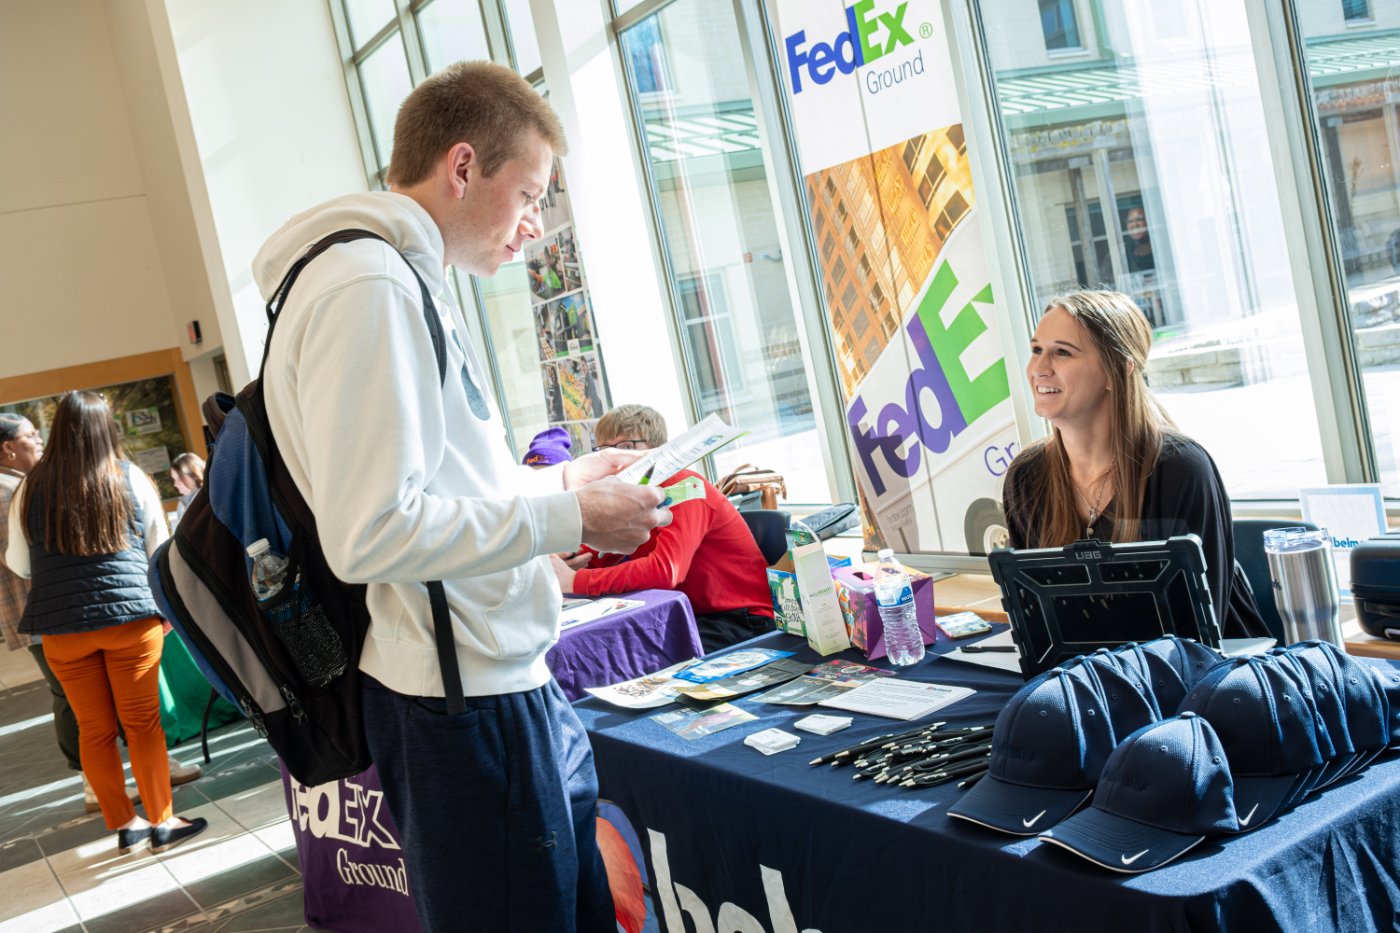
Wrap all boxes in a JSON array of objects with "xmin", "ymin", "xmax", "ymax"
[{"xmin": 784, "ymin": 1, "xmax": 915, "ymax": 94}]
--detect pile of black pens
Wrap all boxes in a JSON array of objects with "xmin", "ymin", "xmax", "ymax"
[{"xmin": 808, "ymin": 721, "xmax": 996, "ymax": 790}]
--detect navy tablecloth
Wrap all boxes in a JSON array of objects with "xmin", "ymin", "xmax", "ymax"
[
  {"xmin": 576, "ymin": 631, "xmax": 1400, "ymax": 933},
  {"xmin": 282, "ymin": 590, "xmax": 703, "ymax": 933}
]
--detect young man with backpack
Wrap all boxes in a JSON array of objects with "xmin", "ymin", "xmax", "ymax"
[{"xmin": 250, "ymin": 61, "xmax": 668, "ymax": 933}]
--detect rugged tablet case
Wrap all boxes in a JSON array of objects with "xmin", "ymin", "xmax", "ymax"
[{"xmin": 988, "ymin": 535, "xmax": 1221, "ymax": 679}]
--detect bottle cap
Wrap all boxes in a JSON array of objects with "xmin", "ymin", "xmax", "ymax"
[
  {"xmin": 246, "ymin": 538, "xmax": 270, "ymax": 559},
  {"xmin": 877, "ymin": 547, "xmax": 894, "ymax": 559}
]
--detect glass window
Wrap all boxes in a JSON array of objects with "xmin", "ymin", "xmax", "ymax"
[
  {"xmin": 1296, "ymin": 3, "xmax": 1400, "ymax": 495},
  {"xmin": 343, "ymin": 0, "xmax": 397, "ymax": 49},
  {"xmin": 417, "ymin": 0, "xmax": 491, "ymax": 72},
  {"xmin": 358, "ymin": 35, "xmax": 414, "ymax": 172},
  {"xmin": 1039, "ymin": 0, "xmax": 1083, "ymax": 52},
  {"xmin": 982, "ymin": 0, "xmax": 1329, "ymax": 498},
  {"xmin": 503, "ymin": 0, "xmax": 541, "ymax": 76},
  {"xmin": 475, "ymin": 263, "xmax": 547, "ymax": 446},
  {"xmin": 1341, "ymin": 0, "xmax": 1372, "ymax": 22}
]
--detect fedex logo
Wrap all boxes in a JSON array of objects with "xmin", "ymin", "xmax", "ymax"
[
  {"xmin": 848, "ymin": 261, "xmax": 1010, "ymax": 498},
  {"xmin": 785, "ymin": 0, "xmax": 914, "ymax": 94}
]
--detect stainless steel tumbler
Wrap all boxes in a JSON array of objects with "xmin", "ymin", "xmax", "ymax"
[{"xmin": 1263, "ymin": 527, "xmax": 1343, "ymax": 647}]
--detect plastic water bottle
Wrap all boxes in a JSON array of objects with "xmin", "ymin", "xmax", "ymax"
[
  {"xmin": 248, "ymin": 538, "xmax": 289, "ymax": 602},
  {"xmin": 246, "ymin": 538, "xmax": 347, "ymax": 687},
  {"xmin": 874, "ymin": 548, "xmax": 924, "ymax": 666}
]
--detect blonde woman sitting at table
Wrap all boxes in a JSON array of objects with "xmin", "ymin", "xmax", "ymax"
[{"xmin": 1001, "ymin": 289, "xmax": 1268, "ymax": 639}]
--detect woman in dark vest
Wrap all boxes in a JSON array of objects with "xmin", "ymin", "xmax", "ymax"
[{"xmin": 4, "ymin": 392, "xmax": 207, "ymax": 854}]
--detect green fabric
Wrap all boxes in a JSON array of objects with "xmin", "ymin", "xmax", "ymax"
[{"xmin": 158, "ymin": 629, "xmax": 242, "ymax": 747}]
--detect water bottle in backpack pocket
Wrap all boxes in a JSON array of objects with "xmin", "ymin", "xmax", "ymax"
[{"xmin": 247, "ymin": 538, "xmax": 348, "ymax": 688}]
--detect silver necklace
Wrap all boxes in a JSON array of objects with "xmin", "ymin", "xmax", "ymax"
[{"xmin": 1074, "ymin": 470, "xmax": 1112, "ymax": 538}]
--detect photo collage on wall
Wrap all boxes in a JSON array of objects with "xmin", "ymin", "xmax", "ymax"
[{"xmin": 529, "ymin": 158, "xmax": 610, "ymax": 458}]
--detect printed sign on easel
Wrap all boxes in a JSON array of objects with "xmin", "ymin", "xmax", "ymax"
[{"xmin": 1300, "ymin": 484, "xmax": 1387, "ymax": 598}]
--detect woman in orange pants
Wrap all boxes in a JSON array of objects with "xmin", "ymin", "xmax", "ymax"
[{"xmin": 5, "ymin": 392, "xmax": 206, "ymax": 854}]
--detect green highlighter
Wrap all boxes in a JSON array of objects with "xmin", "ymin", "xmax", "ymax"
[{"xmin": 660, "ymin": 475, "xmax": 706, "ymax": 508}]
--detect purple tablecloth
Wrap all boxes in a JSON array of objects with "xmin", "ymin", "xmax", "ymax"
[
  {"xmin": 548, "ymin": 589, "xmax": 702, "ymax": 700},
  {"xmin": 280, "ymin": 590, "xmax": 701, "ymax": 933}
]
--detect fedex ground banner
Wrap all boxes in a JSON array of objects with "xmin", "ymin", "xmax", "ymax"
[{"xmin": 769, "ymin": 0, "xmax": 1021, "ymax": 556}]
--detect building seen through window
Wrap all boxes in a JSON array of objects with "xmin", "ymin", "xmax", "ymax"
[{"xmin": 983, "ymin": 0, "xmax": 1332, "ymax": 499}]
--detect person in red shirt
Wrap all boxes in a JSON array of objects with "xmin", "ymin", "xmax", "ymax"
[{"xmin": 551, "ymin": 405, "xmax": 775, "ymax": 653}]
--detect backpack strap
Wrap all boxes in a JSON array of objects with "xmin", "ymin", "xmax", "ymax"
[
  {"xmin": 260, "ymin": 228, "xmax": 460, "ymax": 711},
  {"xmin": 260, "ymin": 229, "xmax": 447, "ymax": 386},
  {"xmin": 427, "ymin": 582, "xmax": 464, "ymax": 715}
]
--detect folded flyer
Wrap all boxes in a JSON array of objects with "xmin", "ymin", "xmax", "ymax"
[
  {"xmin": 673, "ymin": 658, "xmax": 813, "ymax": 705},
  {"xmin": 819, "ymin": 680, "xmax": 975, "ymax": 721},
  {"xmin": 584, "ymin": 659, "xmax": 697, "ymax": 709},
  {"xmin": 673, "ymin": 647, "xmax": 794, "ymax": 684},
  {"xmin": 751, "ymin": 659, "xmax": 893, "ymax": 706},
  {"xmin": 616, "ymin": 413, "xmax": 747, "ymax": 485},
  {"xmin": 652, "ymin": 702, "xmax": 757, "ymax": 740}
]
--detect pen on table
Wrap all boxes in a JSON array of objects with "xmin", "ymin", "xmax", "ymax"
[
  {"xmin": 639, "ymin": 465, "xmax": 656, "ymax": 485},
  {"xmin": 957, "ymin": 770, "xmax": 987, "ymax": 790},
  {"xmin": 959, "ymin": 644, "xmax": 1018, "ymax": 653}
]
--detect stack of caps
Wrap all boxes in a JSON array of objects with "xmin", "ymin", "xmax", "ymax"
[
  {"xmin": 950, "ymin": 637, "xmax": 1399, "ymax": 872},
  {"xmin": 948, "ymin": 635, "xmax": 1221, "ymax": 836}
]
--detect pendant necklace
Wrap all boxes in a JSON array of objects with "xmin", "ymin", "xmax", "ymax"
[{"xmin": 1075, "ymin": 470, "xmax": 1112, "ymax": 538}]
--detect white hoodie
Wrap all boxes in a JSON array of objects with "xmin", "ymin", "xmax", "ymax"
[{"xmin": 252, "ymin": 191, "xmax": 581, "ymax": 698}]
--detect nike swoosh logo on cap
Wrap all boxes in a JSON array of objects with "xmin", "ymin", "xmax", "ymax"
[
  {"xmin": 1238, "ymin": 803, "xmax": 1260, "ymax": 827},
  {"xmin": 1021, "ymin": 809, "xmax": 1047, "ymax": 828},
  {"xmin": 1121, "ymin": 849, "xmax": 1149, "ymax": 866}
]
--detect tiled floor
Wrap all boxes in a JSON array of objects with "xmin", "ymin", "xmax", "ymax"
[{"xmin": 0, "ymin": 645, "xmax": 320, "ymax": 933}]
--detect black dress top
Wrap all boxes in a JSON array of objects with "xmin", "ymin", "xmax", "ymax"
[{"xmin": 1002, "ymin": 435, "xmax": 1267, "ymax": 639}]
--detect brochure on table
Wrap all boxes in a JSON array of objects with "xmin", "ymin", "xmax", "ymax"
[{"xmin": 819, "ymin": 680, "xmax": 976, "ymax": 721}]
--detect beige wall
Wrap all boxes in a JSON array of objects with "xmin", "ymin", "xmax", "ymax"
[
  {"xmin": 0, "ymin": 0, "xmax": 364, "ymax": 401},
  {"xmin": 0, "ymin": 0, "xmax": 192, "ymax": 383},
  {"xmin": 166, "ymin": 0, "xmax": 367, "ymax": 386}
]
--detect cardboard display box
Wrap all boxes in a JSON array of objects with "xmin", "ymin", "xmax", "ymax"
[{"xmin": 833, "ymin": 562, "xmax": 937, "ymax": 660}]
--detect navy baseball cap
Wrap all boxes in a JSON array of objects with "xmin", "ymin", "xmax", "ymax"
[
  {"xmin": 1326, "ymin": 648, "xmax": 1391, "ymax": 776},
  {"xmin": 949, "ymin": 668, "xmax": 1117, "ymax": 836},
  {"xmin": 1110, "ymin": 644, "xmax": 1180, "ymax": 718},
  {"xmin": 1137, "ymin": 635, "xmax": 1226, "ymax": 695},
  {"xmin": 1273, "ymin": 645, "xmax": 1353, "ymax": 790},
  {"xmin": 1264, "ymin": 651, "xmax": 1335, "ymax": 804},
  {"xmin": 1366, "ymin": 661, "xmax": 1400, "ymax": 754},
  {"xmin": 1039, "ymin": 712, "xmax": 1237, "ymax": 873},
  {"xmin": 1179, "ymin": 656, "xmax": 1324, "ymax": 831},
  {"xmin": 1061, "ymin": 652, "xmax": 1160, "ymax": 738}
]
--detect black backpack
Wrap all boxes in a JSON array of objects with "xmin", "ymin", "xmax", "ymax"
[{"xmin": 148, "ymin": 229, "xmax": 466, "ymax": 785}]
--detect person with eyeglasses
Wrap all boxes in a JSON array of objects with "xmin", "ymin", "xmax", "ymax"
[{"xmin": 553, "ymin": 404, "xmax": 775, "ymax": 653}]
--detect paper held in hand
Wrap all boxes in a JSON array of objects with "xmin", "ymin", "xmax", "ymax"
[{"xmin": 616, "ymin": 413, "xmax": 748, "ymax": 485}]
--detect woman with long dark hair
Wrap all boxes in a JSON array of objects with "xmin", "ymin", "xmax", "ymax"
[
  {"xmin": 5, "ymin": 392, "xmax": 206, "ymax": 853},
  {"xmin": 1001, "ymin": 290, "xmax": 1267, "ymax": 638}
]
